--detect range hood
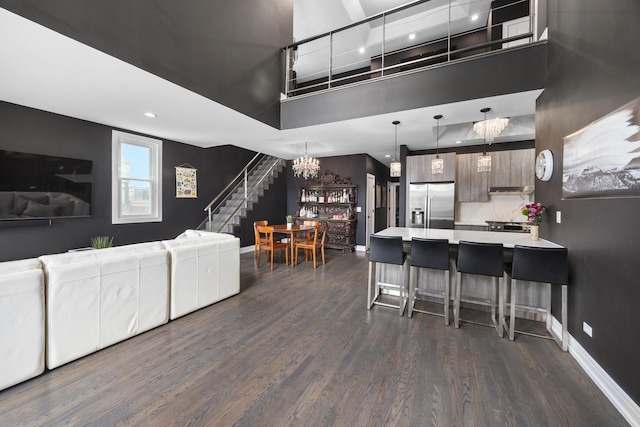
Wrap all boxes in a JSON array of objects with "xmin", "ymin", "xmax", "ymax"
[{"xmin": 488, "ymin": 186, "xmax": 535, "ymax": 195}]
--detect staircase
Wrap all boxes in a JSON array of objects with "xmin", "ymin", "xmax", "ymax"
[{"xmin": 197, "ymin": 154, "xmax": 286, "ymax": 234}]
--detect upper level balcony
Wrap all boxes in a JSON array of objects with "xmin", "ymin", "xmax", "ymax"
[
  {"xmin": 285, "ymin": 0, "xmax": 543, "ymax": 98},
  {"xmin": 281, "ymin": 0, "xmax": 547, "ymax": 129}
]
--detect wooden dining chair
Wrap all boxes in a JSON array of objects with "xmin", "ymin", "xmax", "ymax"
[
  {"xmin": 294, "ymin": 223, "xmax": 326, "ymax": 268},
  {"xmin": 256, "ymin": 225, "xmax": 289, "ymax": 270},
  {"xmin": 253, "ymin": 220, "xmax": 268, "ymax": 258}
]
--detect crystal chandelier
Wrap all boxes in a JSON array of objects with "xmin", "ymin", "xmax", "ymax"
[
  {"xmin": 472, "ymin": 107, "xmax": 509, "ymax": 144},
  {"xmin": 477, "ymin": 108, "xmax": 492, "ymax": 172},
  {"xmin": 432, "ymin": 114, "xmax": 444, "ymax": 175},
  {"xmin": 390, "ymin": 120, "xmax": 401, "ymax": 177},
  {"xmin": 292, "ymin": 141, "xmax": 320, "ymax": 179}
]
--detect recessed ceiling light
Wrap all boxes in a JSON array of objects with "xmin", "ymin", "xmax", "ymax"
[
  {"xmin": 408, "ymin": 33, "xmax": 416, "ymax": 40},
  {"xmin": 471, "ymin": 14, "xmax": 479, "ymax": 21},
  {"xmin": 385, "ymin": 154, "xmax": 391, "ymax": 158},
  {"xmin": 456, "ymin": 140, "xmax": 462, "ymax": 144},
  {"xmin": 359, "ymin": 47, "xmax": 365, "ymax": 54},
  {"xmin": 144, "ymin": 112, "xmax": 157, "ymax": 118}
]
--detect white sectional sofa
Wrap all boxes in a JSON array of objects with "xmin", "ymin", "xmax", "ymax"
[
  {"xmin": 0, "ymin": 258, "xmax": 45, "ymax": 391},
  {"xmin": 40, "ymin": 242, "xmax": 170, "ymax": 369},
  {"xmin": 164, "ymin": 230, "xmax": 240, "ymax": 320},
  {"xmin": 0, "ymin": 230, "xmax": 240, "ymax": 387}
]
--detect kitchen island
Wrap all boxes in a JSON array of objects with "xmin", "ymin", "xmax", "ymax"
[
  {"xmin": 374, "ymin": 227, "xmax": 563, "ymax": 248},
  {"xmin": 372, "ymin": 227, "xmax": 564, "ymax": 320}
]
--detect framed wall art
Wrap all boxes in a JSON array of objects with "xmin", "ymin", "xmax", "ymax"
[
  {"xmin": 175, "ymin": 165, "xmax": 197, "ymax": 198},
  {"xmin": 563, "ymin": 96, "xmax": 640, "ymax": 199}
]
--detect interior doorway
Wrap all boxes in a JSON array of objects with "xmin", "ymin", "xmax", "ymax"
[{"xmin": 365, "ymin": 173, "xmax": 375, "ymax": 250}]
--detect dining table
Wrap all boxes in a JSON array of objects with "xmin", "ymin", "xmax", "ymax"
[{"xmin": 271, "ymin": 223, "xmax": 315, "ymax": 267}]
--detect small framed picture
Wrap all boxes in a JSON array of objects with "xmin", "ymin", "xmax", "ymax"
[{"xmin": 176, "ymin": 166, "xmax": 197, "ymax": 198}]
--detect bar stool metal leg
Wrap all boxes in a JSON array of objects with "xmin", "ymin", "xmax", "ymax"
[
  {"xmin": 367, "ymin": 261, "xmax": 376, "ymax": 309},
  {"xmin": 407, "ymin": 238, "xmax": 451, "ymax": 324},
  {"xmin": 368, "ymin": 259, "xmax": 407, "ymax": 316},
  {"xmin": 506, "ymin": 278, "xmax": 568, "ymax": 351},
  {"xmin": 444, "ymin": 269, "xmax": 450, "ymax": 326},
  {"xmin": 454, "ymin": 272, "xmax": 504, "ymax": 337},
  {"xmin": 454, "ymin": 271, "xmax": 462, "ymax": 329}
]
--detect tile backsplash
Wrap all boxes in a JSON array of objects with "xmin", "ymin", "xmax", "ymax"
[{"xmin": 456, "ymin": 194, "xmax": 533, "ymax": 223}]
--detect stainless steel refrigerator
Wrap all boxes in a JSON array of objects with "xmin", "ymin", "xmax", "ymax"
[{"xmin": 408, "ymin": 182, "xmax": 455, "ymax": 229}]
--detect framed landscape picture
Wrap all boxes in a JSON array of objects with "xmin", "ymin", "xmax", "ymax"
[{"xmin": 562, "ymin": 96, "xmax": 640, "ymax": 199}]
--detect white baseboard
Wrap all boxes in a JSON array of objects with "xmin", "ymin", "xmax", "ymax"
[
  {"xmin": 240, "ymin": 245, "xmax": 254, "ymax": 255},
  {"xmin": 551, "ymin": 317, "xmax": 640, "ymax": 426},
  {"xmin": 355, "ymin": 245, "xmax": 367, "ymax": 252}
]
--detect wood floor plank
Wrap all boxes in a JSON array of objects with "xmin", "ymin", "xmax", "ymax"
[{"xmin": 0, "ymin": 250, "xmax": 631, "ymax": 426}]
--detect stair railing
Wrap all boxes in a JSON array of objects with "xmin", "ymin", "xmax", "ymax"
[
  {"xmin": 203, "ymin": 153, "xmax": 261, "ymax": 221},
  {"xmin": 199, "ymin": 154, "xmax": 284, "ymax": 232}
]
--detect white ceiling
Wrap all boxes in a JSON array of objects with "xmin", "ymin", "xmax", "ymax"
[{"xmin": 0, "ymin": 4, "xmax": 539, "ymax": 168}]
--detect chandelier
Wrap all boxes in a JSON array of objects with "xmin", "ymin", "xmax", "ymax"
[
  {"xmin": 292, "ymin": 142, "xmax": 320, "ymax": 179},
  {"xmin": 432, "ymin": 114, "xmax": 444, "ymax": 175},
  {"xmin": 477, "ymin": 108, "xmax": 492, "ymax": 172},
  {"xmin": 472, "ymin": 107, "xmax": 509, "ymax": 144},
  {"xmin": 390, "ymin": 120, "xmax": 401, "ymax": 177}
]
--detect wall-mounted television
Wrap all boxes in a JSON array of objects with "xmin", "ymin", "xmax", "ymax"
[{"xmin": 0, "ymin": 150, "xmax": 93, "ymax": 220}]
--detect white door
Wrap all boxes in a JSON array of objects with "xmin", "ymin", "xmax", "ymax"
[
  {"xmin": 502, "ymin": 17, "xmax": 530, "ymax": 49},
  {"xmin": 366, "ymin": 174, "xmax": 375, "ymax": 250}
]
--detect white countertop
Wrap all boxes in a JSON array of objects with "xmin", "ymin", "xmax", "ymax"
[{"xmin": 374, "ymin": 227, "xmax": 563, "ymax": 249}]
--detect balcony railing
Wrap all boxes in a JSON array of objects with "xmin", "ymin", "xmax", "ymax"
[{"xmin": 284, "ymin": 0, "xmax": 539, "ymax": 98}]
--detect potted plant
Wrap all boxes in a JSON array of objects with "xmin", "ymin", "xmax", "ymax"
[
  {"xmin": 286, "ymin": 215, "xmax": 293, "ymax": 229},
  {"xmin": 90, "ymin": 236, "xmax": 114, "ymax": 249},
  {"xmin": 521, "ymin": 203, "xmax": 545, "ymax": 240}
]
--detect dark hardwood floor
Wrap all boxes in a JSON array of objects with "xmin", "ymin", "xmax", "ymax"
[{"xmin": 0, "ymin": 250, "xmax": 629, "ymax": 426}]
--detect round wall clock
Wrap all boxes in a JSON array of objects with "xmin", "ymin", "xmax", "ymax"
[{"xmin": 535, "ymin": 149, "xmax": 554, "ymax": 181}]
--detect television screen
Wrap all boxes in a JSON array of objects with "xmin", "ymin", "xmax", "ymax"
[{"xmin": 0, "ymin": 150, "xmax": 92, "ymax": 220}]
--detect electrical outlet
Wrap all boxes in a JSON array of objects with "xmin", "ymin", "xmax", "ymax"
[
  {"xmin": 556, "ymin": 211, "xmax": 562, "ymax": 224},
  {"xmin": 355, "ymin": 206, "xmax": 362, "ymax": 212},
  {"xmin": 583, "ymin": 321, "xmax": 593, "ymax": 337}
]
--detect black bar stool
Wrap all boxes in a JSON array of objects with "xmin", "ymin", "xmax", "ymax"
[
  {"xmin": 408, "ymin": 238, "xmax": 451, "ymax": 325},
  {"xmin": 367, "ymin": 235, "xmax": 408, "ymax": 316},
  {"xmin": 454, "ymin": 241, "xmax": 504, "ymax": 337},
  {"xmin": 503, "ymin": 245, "xmax": 569, "ymax": 351}
]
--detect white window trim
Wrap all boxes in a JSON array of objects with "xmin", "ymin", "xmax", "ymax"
[{"xmin": 112, "ymin": 130, "xmax": 163, "ymax": 224}]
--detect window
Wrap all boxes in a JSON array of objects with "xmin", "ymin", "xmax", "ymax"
[{"xmin": 112, "ymin": 131, "xmax": 162, "ymax": 224}]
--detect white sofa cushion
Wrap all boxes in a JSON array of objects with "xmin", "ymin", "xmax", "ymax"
[
  {"xmin": 0, "ymin": 261, "xmax": 45, "ymax": 391},
  {"xmin": 173, "ymin": 229, "xmax": 236, "ymax": 241},
  {"xmin": 164, "ymin": 236, "xmax": 240, "ymax": 320},
  {"xmin": 0, "ymin": 257, "xmax": 42, "ymax": 273},
  {"xmin": 40, "ymin": 241, "xmax": 165, "ymax": 268},
  {"xmin": 42, "ymin": 249, "xmax": 169, "ymax": 369}
]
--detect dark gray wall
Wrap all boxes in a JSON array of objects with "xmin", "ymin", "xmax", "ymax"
[
  {"xmin": 537, "ymin": 0, "xmax": 640, "ymax": 403},
  {"xmin": 0, "ymin": 0, "xmax": 293, "ymax": 128},
  {"xmin": 366, "ymin": 154, "xmax": 391, "ymax": 232},
  {"xmin": 0, "ymin": 101, "xmax": 283, "ymax": 260},
  {"xmin": 286, "ymin": 154, "xmax": 389, "ymax": 247},
  {"xmin": 282, "ymin": 43, "xmax": 546, "ymax": 129}
]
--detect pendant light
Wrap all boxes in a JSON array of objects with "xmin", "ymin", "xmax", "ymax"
[
  {"xmin": 390, "ymin": 120, "xmax": 401, "ymax": 177},
  {"xmin": 477, "ymin": 108, "xmax": 492, "ymax": 172},
  {"xmin": 431, "ymin": 114, "xmax": 444, "ymax": 175},
  {"xmin": 472, "ymin": 107, "xmax": 509, "ymax": 144},
  {"xmin": 292, "ymin": 141, "xmax": 320, "ymax": 179}
]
